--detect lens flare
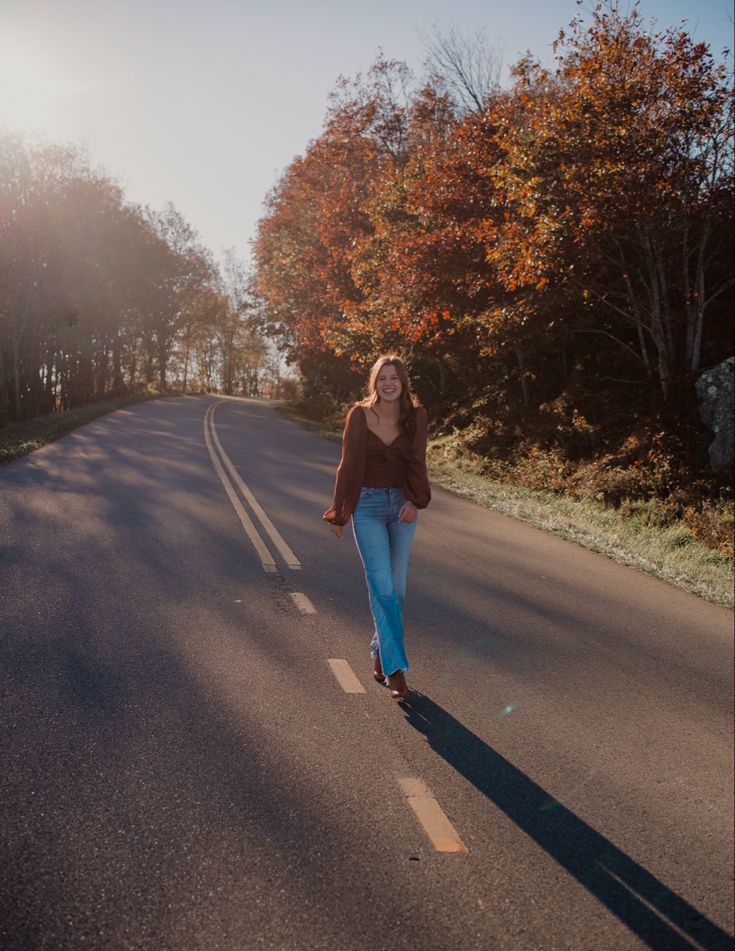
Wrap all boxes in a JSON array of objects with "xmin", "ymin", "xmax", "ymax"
[{"xmin": 540, "ymin": 769, "xmax": 599, "ymax": 812}]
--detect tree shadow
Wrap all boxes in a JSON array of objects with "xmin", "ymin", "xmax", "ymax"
[{"xmin": 399, "ymin": 691, "xmax": 732, "ymax": 951}]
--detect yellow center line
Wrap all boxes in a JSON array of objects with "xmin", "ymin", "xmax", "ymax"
[
  {"xmin": 399, "ymin": 777, "xmax": 468, "ymax": 854},
  {"xmin": 290, "ymin": 592, "xmax": 317, "ymax": 614},
  {"xmin": 327, "ymin": 659, "xmax": 366, "ymax": 694},
  {"xmin": 204, "ymin": 404, "xmax": 277, "ymax": 573},
  {"xmin": 209, "ymin": 402, "xmax": 302, "ymax": 571}
]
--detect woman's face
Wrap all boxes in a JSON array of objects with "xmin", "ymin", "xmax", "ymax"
[{"xmin": 376, "ymin": 364, "xmax": 402, "ymax": 403}]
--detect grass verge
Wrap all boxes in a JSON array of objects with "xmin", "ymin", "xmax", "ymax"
[
  {"xmin": 276, "ymin": 403, "xmax": 733, "ymax": 609},
  {"xmin": 0, "ymin": 391, "xmax": 168, "ymax": 466}
]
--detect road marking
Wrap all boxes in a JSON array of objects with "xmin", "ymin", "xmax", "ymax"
[
  {"xmin": 327, "ymin": 659, "xmax": 366, "ymax": 694},
  {"xmin": 399, "ymin": 777, "xmax": 468, "ymax": 854},
  {"xmin": 209, "ymin": 403, "xmax": 301, "ymax": 570},
  {"xmin": 203, "ymin": 404, "xmax": 277, "ymax": 573},
  {"xmin": 290, "ymin": 592, "xmax": 316, "ymax": 614}
]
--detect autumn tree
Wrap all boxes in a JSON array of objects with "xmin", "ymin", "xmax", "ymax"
[
  {"xmin": 253, "ymin": 57, "xmax": 416, "ymax": 404},
  {"xmin": 491, "ymin": 3, "xmax": 734, "ymax": 403},
  {"xmin": 0, "ymin": 135, "xmax": 132, "ymax": 418},
  {"xmin": 344, "ymin": 83, "xmax": 488, "ymax": 402},
  {"xmin": 422, "ymin": 23, "xmax": 503, "ymax": 116},
  {"xmin": 214, "ymin": 250, "xmax": 265, "ymax": 395},
  {"xmin": 137, "ymin": 204, "xmax": 216, "ymax": 390},
  {"xmin": 0, "ymin": 132, "xmax": 263, "ymax": 422},
  {"xmin": 252, "ymin": 6, "xmax": 732, "ymax": 485}
]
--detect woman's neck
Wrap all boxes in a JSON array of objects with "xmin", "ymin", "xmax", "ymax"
[{"xmin": 374, "ymin": 399, "xmax": 400, "ymax": 421}]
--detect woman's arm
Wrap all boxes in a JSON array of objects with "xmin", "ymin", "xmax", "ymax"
[
  {"xmin": 403, "ymin": 405, "xmax": 431, "ymax": 511},
  {"xmin": 322, "ymin": 405, "xmax": 367, "ymax": 527}
]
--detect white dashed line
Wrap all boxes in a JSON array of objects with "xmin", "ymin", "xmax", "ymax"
[
  {"xmin": 399, "ymin": 777, "xmax": 467, "ymax": 853},
  {"xmin": 327, "ymin": 659, "xmax": 366, "ymax": 694}
]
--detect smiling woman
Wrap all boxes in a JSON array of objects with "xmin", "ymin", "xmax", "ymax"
[
  {"xmin": 0, "ymin": 33, "xmax": 89, "ymax": 133},
  {"xmin": 323, "ymin": 355, "xmax": 431, "ymax": 700}
]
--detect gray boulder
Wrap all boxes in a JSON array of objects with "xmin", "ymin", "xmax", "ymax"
[{"xmin": 696, "ymin": 357, "xmax": 734, "ymax": 473}]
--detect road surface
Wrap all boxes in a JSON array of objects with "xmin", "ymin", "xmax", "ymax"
[{"xmin": 0, "ymin": 395, "xmax": 732, "ymax": 950}]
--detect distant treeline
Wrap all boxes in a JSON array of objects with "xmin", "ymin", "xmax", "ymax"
[
  {"xmin": 253, "ymin": 6, "xmax": 733, "ymax": 474},
  {"xmin": 0, "ymin": 135, "xmax": 267, "ymax": 425}
]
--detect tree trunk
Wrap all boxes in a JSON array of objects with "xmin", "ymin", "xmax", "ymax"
[
  {"xmin": 182, "ymin": 351, "xmax": 189, "ymax": 392},
  {"xmin": 157, "ymin": 329, "xmax": 169, "ymax": 390},
  {"xmin": 437, "ymin": 357, "xmax": 446, "ymax": 396},
  {"xmin": 112, "ymin": 331, "xmax": 124, "ymax": 393},
  {"xmin": 12, "ymin": 337, "xmax": 22, "ymax": 421},
  {"xmin": 688, "ymin": 221, "xmax": 711, "ymax": 376},
  {"xmin": 515, "ymin": 343, "xmax": 530, "ymax": 406}
]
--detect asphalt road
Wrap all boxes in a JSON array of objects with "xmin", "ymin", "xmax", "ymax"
[{"xmin": 0, "ymin": 395, "xmax": 732, "ymax": 951}]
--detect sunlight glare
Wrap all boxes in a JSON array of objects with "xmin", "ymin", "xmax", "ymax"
[{"xmin": 0, "ymin": 33, "xmax": 89, "ymax": 133}]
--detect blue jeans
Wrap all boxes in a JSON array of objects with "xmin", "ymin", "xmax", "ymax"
[{"xmin": 352, "ymin": 487, "xmax": 417, "ymax": 676}]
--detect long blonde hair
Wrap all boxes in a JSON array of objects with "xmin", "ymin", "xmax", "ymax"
[{"xmin": 364, "ymin": 354, "xmax": 417, "ymax": 439}]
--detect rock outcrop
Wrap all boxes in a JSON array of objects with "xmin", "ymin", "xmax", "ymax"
[{"xmin": 696, "ymin": 357, "xmax": 734, "ymax": 473}]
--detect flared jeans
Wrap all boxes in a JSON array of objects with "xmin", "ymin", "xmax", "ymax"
[{"xmin": 352, "ymin": 486, "xmax": 417, "ymax": 677}]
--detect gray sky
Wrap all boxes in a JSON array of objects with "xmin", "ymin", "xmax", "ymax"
[{"xmin": 1, "ymin": 0, "xmax": 731, "ymax": 264}]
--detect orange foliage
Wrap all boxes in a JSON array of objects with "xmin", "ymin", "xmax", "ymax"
[{"xmin": 253, "ymin": 6, "xmax": 733, "ymax": 416}]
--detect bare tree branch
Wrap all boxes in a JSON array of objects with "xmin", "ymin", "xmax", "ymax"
[{"xmin": 421, "ymin": 23, "xmax": 504, "ymax": 115}]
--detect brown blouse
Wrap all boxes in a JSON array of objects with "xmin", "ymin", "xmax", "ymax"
[{"xmin": 323, "ymin": 403, "xmax": 432, "ymax": 526}]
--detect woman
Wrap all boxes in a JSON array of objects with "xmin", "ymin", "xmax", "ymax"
[{"xmin": 323, "ymin": 355, "xmax": 431, "ymax": 700}]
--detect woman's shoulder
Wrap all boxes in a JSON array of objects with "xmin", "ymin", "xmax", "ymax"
[
  {"xmin": 412, "ymin": 402, "xmax": 428, "ymax": 420},
  {"xmin": 346, "ymin": 402, "xmax": 368, "ymax": 425}
]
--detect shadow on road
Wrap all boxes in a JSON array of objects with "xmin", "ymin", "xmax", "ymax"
[{"xmin": 400, "ymin": 691, "xmax": 732, "ymax": 951}]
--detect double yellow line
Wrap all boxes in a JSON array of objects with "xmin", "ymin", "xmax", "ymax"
[{"xmin": 204, "ymin": 401, "xmax": 301, "ymax": 573}]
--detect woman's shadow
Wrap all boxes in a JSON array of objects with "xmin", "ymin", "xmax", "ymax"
[{"xmin": 399, "ymin": 691, "xmax": 731, "ymax": 951}]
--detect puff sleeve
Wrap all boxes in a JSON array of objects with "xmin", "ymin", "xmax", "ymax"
[
  {"xmin": 322, "ymin": 405, "xmax": 367, "ymax": 526},
  {"xmin": 403, "ymin": 405, "xmax": 431, "ymax": 509}
]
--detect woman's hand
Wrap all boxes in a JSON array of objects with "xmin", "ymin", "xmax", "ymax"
[
  {"xmin": 398, "ymin": 500, "xmax": 417, "ymax": 523},
  {"xmin": 329, "ymin": 523, "xmax": 344, "ymax": 539}
]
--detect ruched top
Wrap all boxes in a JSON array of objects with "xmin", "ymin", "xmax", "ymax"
[{"xmin": 323, "ymin": 403, "xmax": 431, "ymax": 526}]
